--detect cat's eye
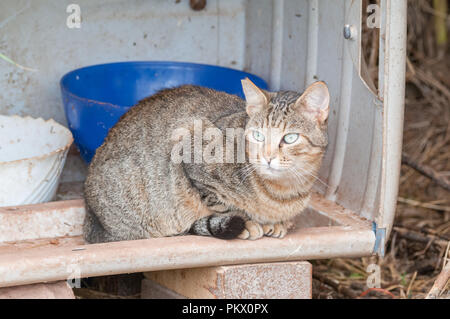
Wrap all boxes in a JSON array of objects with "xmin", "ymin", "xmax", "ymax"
[
  {"xmin": 252, "ymin": 130, "xmax": 265, "ymax": 142},
  {"xmin": 283, "ymin": 133, "xmax": 299, "ymax": 144}
]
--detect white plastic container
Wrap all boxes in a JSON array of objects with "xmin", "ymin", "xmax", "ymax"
[{"xmin": 0, "ymin": 115, "xmax": 73, "ymax": 207}]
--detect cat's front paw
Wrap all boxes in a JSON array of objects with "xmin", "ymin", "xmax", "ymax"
[
  {"xmin": 262, "ymin": 222, "xmax": 288, "ymax": 238},
  {"xmin": 238, "ymin": 220, "xmax": 264, "ymax": 240}
]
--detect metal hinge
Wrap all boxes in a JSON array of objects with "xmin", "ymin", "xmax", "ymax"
[{"xmin": 372, "ymin": 222, "xmax": 386, "ymax": 257}]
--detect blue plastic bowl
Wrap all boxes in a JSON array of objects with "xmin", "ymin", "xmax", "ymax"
[{"xmin": 60, "ymin": 61, "xmax": 267, "ymax": 163}]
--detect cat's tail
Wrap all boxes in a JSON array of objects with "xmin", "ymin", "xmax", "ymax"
[{"xmin": 189, "ymin": 214, "xmax": 245, "ymax": 239}]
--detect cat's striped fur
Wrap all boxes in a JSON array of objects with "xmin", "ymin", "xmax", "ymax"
[{"xmin": 83, "ymin": 80, "xmax": 329, "ymax": 243}]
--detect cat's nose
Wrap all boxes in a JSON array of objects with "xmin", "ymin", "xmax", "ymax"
[{"xmin": 264, "ymin": 156, "xmax": 276, "ymax": 167}]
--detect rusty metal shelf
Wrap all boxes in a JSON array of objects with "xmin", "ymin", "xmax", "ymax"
[{"xmin": 0, "ymin": 191, "xmax": 375, "ymax": 288}]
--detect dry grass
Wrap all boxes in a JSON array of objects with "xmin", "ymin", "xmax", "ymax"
[{"xmin": 313, "ymin": 0, "xmax": 449, "ymax": 299}]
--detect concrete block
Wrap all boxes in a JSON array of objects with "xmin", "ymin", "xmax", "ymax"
[
  {"xmin": 0, "ymin": 281, "xmax": 75, "ymax": 299},
  {"xmin": 144, "ymin": 261, "xmax": 312, "ymax": 299}
]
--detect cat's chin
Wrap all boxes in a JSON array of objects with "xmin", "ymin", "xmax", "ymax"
[{"xmin": 257, "ymin": 167, "xmax": 287, "ymax": 180}]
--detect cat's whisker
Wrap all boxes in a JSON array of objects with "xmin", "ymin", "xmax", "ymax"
[
  {"xmin": 233, "ymin": 164, "xmax": 253, "ymax": 178},
  {"xmin": 288, "ymin": 167, "xmax": 308, "ymax": 189},
  {"xmin": 234, "ymin": 163, "xmax": 255, "ymax": 179},
  {"xmin": 287, "ymin": 164, "xmax": 320, "ymax": 188},
  {"xmin": 236, "ymin": 165, "xmax": 257, "ymax": 187},
  {"xmin": 294, "ymin": 165, "xmax": 329, "ymax": 188},
  {"xmin": 297, "ymin": 162, "xmax": 330, "ymax": 187}
]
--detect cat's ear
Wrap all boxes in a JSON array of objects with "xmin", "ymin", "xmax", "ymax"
[
  {"xmin": 241, "ymin": 78, "xmax": 269, "ymax": 116},
  {"xmin": 295, "ymin": 81, "xmax": 329, "ymax": 124}
]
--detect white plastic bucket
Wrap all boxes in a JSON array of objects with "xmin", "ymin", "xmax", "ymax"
[{"xmin": 0, "ymin": 115, "xmax": 73, "ymax": 207}]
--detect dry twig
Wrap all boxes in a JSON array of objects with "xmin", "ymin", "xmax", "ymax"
[
  {"xmin": 402, "ymin": 152, "xmax": 450, "ymax": 191},
  {"xmin": 393, "ymin": 226, "xmax": 449, "ymax": 248},
  {"xmin": 426, "ymin": 243, "xmax": 450, "ymax": 298},
  {"xmin": 313, "ymin": 271, "xmax": 358, "ymax": 299},
  {"xmin": 397, "ymin": 197, "xmax": 450, "ymax": 212}
]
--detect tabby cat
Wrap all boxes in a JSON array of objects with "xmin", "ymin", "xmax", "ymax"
[{"xmin": 83, "ymin": 79, "xmax": 329, "ymax": 243}]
